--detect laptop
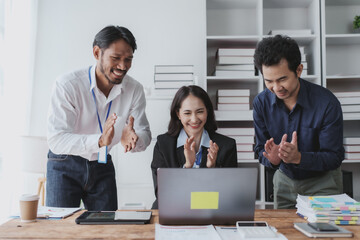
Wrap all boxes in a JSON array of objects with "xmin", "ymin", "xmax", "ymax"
[{"xmin": 157, "ymin": 168, "xmax": 258, "ymax": 225}]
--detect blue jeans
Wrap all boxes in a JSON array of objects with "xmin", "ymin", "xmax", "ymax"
[{"xmin": 46, "ymin": 150, "xmax": 118, "ymax": 211}]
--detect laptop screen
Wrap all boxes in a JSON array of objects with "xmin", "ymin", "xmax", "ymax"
[{"xmin": 157, "ymin": 168, "xmax": 258, "ymax": 225}]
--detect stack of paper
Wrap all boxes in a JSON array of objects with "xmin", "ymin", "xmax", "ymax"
[
  {"xmin": 296, "ymin": 194, "xmax": 360, "ymax": 225},
  {"xmin": 155, "ymin": 224, "xmax": 288, "ymax": 240},
  {"xmin": 334, "ymin": 91, "xmax": 360, "ymax": 120},
  {"xmin": 153, "ymin": 65, "xmax": 194, "ymax": 97},
  {"xmin": 214, "ymin": 48, "xmax": 257, "ymax": 78},
  {"xmin": 216, "ymin": 128, "xmax": 255, "ymax": 162},
  {"xmin": 215, "ymin": 89, "xmax": 253, "ymax": 121},
  {"xmin": 343, "ymin": 137, "xmax": 360, "ymax": 160}
]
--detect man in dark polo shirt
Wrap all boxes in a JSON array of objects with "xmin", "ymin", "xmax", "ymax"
[{"xmin": 253, "ymin": 35, "xmax": 344, "ymax": 209}]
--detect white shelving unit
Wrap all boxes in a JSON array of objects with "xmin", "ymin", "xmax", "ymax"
[
  {"xmin": 206, "ymin": 0, "xmax": 329, "ymax": 209},
  {"xmin": 321, "ymin": 0, "xmax": 360, "ymax": 200}
]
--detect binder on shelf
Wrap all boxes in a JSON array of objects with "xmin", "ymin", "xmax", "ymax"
[
  {"xmin": 217, "ymin": 89, "xmax": 250, "ymax": 97},
  {"xmin": 218, "ymin": 96, "xmax": 249, "ymax": 104},
  {"xmin": 268, "ymin": 29, "xmax": 312, "ymax": 35},
  {"xmin": 217, "ymin": 128, "xmax": 254, "ymax": 136},
  {"xmin": 215, "ymin": 110, "xmax": 253, "ymax": 121},
  {"xmin": 345, "ymin": 152, "xmax": 360, "ymax": 159},
  {"xmin": 214, "ymin": 70, "xmax": 256, "ymax": 77},
  {"xmin": 342, "ymin": 105, "xmax": 360, "ymax": 113},
  {"xmin": 344, "ymin": 137, "xmax": 360, "ymax": 145},
  {"xmin": 154, "ymin": 65, "xmax": 194, "ymax": 73},
  {"xmin": 154, "ymin": 73, "xmax": 193, "ymax": 81},
  {"xmin": 236, "ymin": 144, "xmax": 254, "ymax": 152},
  {"xmin": 232, "ymin": 136, "xmax": 254, "ymax": 144},
  {"xmin": 333, "ymin": 91, "xmax": 360, "ymax": 98},
  {"xmin": 343, "ymin": 112, "xmax": 360, "ymax": 120},
  {"xmin": 217, "ymin": 103, "xmax": 249, "ymax": 111},
  {"xmin": 217, "ymin": 48, "xmax": 255, "ymax": 56},
  {"xmin": 153, "ymin": 64, "xmax": 194, "ymax": 97},
  {"xmin": 217, "ymin": 56, "xmax": 253, "ymax": 65},
  {"xmin": 337, "ymin": 97, "xmax": 360, "ymax": 105},
  {"xmin": 154, "ymin": 81, "xmax": 193, "ymax": 89},
  {"xmin": 344, "ymin": 145, "xmax": 360, "ymax": 152},
  {"xmin": 237, "ymin": 152, "xmax": 255, "ymax": 159},
  {"xmin": 215, "ymin": 64, "xmax": 255, "ymax": 71}
]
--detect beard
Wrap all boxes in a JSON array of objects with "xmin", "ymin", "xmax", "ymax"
[{"xmin": 98, "ymin": 58, "xmax": 127, "ymax": 85}]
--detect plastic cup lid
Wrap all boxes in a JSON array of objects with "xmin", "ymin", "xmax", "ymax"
[{"xmin": 20, "ymin": 194, "xmax": 40, "ymax": 201}]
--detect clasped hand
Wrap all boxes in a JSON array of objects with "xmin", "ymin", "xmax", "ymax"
[
  {"xmin": 263, "ymin": 131, "xmax": 301, "ymax": 165},
  {"xmin": 183, "ymin": 136, "xmax": 219, "ymax": 168}
]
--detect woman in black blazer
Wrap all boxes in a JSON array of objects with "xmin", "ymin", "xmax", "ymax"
[{"xmin": 151, "ymin": 85, "xmax": 237, "ymax": 209}]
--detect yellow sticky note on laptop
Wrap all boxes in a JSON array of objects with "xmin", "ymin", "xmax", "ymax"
[{"xmin": 191, "ymin": 192, "xmax": 219, "ymax": 209}]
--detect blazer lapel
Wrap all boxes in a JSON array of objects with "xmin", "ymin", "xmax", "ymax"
[{"xmin": 176, "ymin": 146, "xmax": 186, "ymax": 167}]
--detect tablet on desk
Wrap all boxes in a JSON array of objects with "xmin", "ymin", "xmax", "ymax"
[{"xmin": 75, "ymin": 211, "xmax": 152, "ymax": 225}]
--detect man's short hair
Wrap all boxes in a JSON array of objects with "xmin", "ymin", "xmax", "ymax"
[
  {"xmin": 93, "ymin": 25, "xmax": 137, "ymax": 52},
  {"xmin": 254, "ymin": 35, "xmax": 301, "ymax": 76}
]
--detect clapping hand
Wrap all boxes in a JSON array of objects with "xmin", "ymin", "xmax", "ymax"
[
  {"xmin": 98, "ymin": 113, "xmax": 117, "ymax": 147},
  {"xmin": 184, "ymin": 136, "xmax": 196, "ymax": 168},
  {"xmin": 279, "ymin": 131, "xmax": 301, "ymax": 164},
  {"xmin": 206, "ymin": 140, "xmax": 218, "ymax": 168},
  {"xmin": 263, "ymin": 137, "xmax": 282, "ymax": 165},
  {"xmin": 121, "ymin": 115, "xmax": 139, "ymax": 153}
]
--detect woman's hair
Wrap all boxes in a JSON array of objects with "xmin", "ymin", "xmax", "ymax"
[{"xmin": 167, "ymin": 85, "xmax": 217, "ymax": 136}]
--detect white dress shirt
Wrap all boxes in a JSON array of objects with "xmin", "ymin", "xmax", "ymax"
[{"xmin": 47, "ymin": 64, "xmax": 151, "ymax": 161}]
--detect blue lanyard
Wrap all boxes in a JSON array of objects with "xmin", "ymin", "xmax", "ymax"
[
  {"xmin": 195, "ymin": 148, "xmax": 202, "ymax": 166},
  {"xmin": 88, "ymin": 66, "xmax": 112, "ymax": 134}
]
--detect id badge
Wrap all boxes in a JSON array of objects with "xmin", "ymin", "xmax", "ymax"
[{"xmin": 98, "ymin": 146, "xmax": 108, "ymax": 164}]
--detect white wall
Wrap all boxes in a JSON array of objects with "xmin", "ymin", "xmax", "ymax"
[{"xmin": 30, "ymin": 0, "xmax": 206, "ymax": 208}]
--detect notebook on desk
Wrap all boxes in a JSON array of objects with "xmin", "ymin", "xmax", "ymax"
[{"xmin": 157, "ymin": 168, "xmax": 258, "ymax": 225}]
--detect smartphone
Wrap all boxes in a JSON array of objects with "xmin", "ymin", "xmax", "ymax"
[{"xmin": 308, "ymin": 222, "xmax": 339, "ymax": 232}]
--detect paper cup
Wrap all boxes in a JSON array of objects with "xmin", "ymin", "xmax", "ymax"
[{"xmin": 19, "ymin": 194, "xmax": 39, "ymax": 222}]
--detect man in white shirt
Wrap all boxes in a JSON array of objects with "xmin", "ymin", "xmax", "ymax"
[{"xmin": 46, "ymin": 26, "xmax": 151, "ymax": 211}]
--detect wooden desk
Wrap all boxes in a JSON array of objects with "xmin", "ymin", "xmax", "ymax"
[{"xmin": 0, "ymin": 210, "xmax": 358, "ymax": 239}]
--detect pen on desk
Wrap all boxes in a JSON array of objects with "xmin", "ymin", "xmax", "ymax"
[
  {"xmin": 296, "ymin": 213, "xmax": 308, "ymax": 220},
  {"xmin": 37, "ymin": 214, "xmax": 49, "ymax": 219}
]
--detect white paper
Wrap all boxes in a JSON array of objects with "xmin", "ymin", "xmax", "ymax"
[
  {"xmin": 215, "ymin": 227, "xmax": 238, "ymax": 240},
  {"xmin": 155, "ymin": 224, "xmax": 221, "ymax": 240},
  {"xmin": 215, "ymin": 226, "xmax": 288, "ymax": 240},
  {"xmin": 11, "ymin": 206, "xmax": 82, "ymax": 219},
  {"xmin": 114, "ymin": 211, "xmax": 151, "ymax": 220}
]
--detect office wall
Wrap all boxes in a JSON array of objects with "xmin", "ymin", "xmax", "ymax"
[{"xmin": 29, "ymin": 0, "xmax": 206, "ymax": 208}]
